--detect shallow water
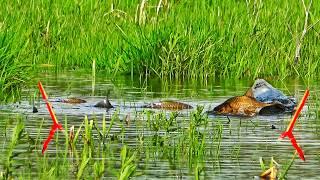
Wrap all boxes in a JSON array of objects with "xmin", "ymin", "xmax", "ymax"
[{"xmin": 0, "ymin": 70, "xmax": 319, "ymax": 179}]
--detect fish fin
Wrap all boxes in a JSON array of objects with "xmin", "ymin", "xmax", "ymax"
[{"xmin": 245, "ymin": 88, "xmax": 254, "ymax": 97}]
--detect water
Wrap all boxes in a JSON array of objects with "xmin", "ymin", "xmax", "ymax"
[{"xmin": 0, "ymin": 70, "xmax": 319, "ymax": 179}]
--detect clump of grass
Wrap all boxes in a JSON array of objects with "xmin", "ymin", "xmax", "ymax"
[
  {"xmin": 77, "ymin": 116, "xmax": 93, "ymax": 179},
  {"xmin": 187, "ymin": 106, "xmax": 208, "ymax": 168},
  {"xmin": 118, "ymin": 145, "xmax": 137, "ymax": 180},
  {"xmin": 0, "ymin": 31, "xmax": 31, "ymax": 102},
  {"xmin": 3, "ymin": 118, "xmax": 34, "ymax": 179}
]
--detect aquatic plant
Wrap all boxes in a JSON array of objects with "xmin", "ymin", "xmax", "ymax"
[
  {"xmin": 3, "ymin": 119, "xmax": 34, "ymax": 179},
  {"xmin": 278, "ymin": 153, "xmax": 297, "ymax": 179},
  {"xmin": 118, "ymin": 145, "xmax": 137, "ymax": 180},
  {"xmin": 187, "ymin": 106, "xmax": 208, "ymax": 169},
  {"xmin": 77, "ymin": 116, "xmax": 93, "ymax": 179}
]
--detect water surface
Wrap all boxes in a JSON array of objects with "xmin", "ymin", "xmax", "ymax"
[{"xmin": 0, "ymin": 70, "xmax": 319, "ymax": 179}]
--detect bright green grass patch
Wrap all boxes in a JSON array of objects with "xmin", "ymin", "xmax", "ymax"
[
  {"xmin": 0, "ymin": 29, "xmax": 31, "ymax": 102},
  {"xmin": 0, "ymin": 0, "xmax": 319, "ymax": 80}
]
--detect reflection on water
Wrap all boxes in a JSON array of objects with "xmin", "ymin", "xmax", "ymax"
[{"xmin": 0, "ymin": 70, "xmax": 319, "ymax": 179}]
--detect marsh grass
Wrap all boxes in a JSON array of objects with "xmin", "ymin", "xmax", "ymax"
[
  {"xmin": 1, "ymin": 0, "xmax": 319, "ymax": 102},
  {"xmin": 0, "ymin": 0, "xmax": 319, "ymax": 83},
  {"xmin": 2, "ymin": 117, "xmax": 35, "ymax": 179},
  {"xmin": 1, "ymin": 106, "xmax": 307, "ymax": 179},
  {"xmin": 0, "ymin": 106, "xmax": 225, "ymax": 178},
  {"xmin": 0, "ymin": 31, "xmax": 31, "ymax": 102}
]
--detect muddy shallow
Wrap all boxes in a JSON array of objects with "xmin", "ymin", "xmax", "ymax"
[{"xmin": 0, "ymin": 70, "xmax": 319, "ymax": 179}]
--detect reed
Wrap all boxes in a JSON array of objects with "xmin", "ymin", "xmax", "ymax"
[
  {"xmin": 0, "ymin": 31, "xmax": 31, "ymax": 102},
  {"xmin": 0, "ymin": 0, "xmax": 319, "ymax": 84}
]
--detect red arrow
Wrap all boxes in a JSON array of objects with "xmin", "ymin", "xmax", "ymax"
[
  {"xmin": 38, "ymin": 81, "xmax": 63, "ymax": 154},
  {"xmin": 279, "ymin": 89, "xmax": 309, "ymax": 161}
]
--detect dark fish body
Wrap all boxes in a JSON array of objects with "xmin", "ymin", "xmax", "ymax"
[
  {"xmin": 144, "ymin": 100, "xmax": 193, "ymax": 110},
  {"xmin": 32, "ymin": 106, "xmax": 38, "ymax": 113},
  {"xmin": 94, "ymin": 99, "xmax": 113, "ymax": 108}
]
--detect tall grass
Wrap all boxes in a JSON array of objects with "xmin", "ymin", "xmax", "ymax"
[
  {"xmin": 0, "ymin": 29, "xmax": 31, "ymax": 102},
  {"xmin": 0, "ymin": 0, "xmax": 319, "ymax": 80}
]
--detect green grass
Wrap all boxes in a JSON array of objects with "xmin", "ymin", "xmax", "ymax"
[
  {"xmin": 0, "ymin": 29, "xmax": 31, "ymax": 102},
  {"xmin": 0, "ymin": 0, "xmax": 319, "ymax": 82}
]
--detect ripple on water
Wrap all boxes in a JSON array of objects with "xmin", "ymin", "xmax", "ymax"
[{"xmin": 0, "ymin": 71, "xmax": 319, "ymax": 179}]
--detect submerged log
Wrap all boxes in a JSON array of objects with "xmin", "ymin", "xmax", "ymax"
[{"xmin": 143, "ymin": 100, "xmax": 193, "ymax": 110}]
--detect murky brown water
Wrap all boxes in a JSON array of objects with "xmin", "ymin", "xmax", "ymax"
[{"xmin": 0, "ymin": 70, "xmax": 319, "ymax": 179}]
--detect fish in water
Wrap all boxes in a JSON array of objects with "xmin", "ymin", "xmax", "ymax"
[
  {"xmin": 95, "ymin": 89, "xmax": 114, "ymax": 108},
  {"xmin": 52, "ymin": 98, "xmax": 87, "ymax": 104},
  {"xmin": 143, "ymin": 100, "xmax": 193, "ymax": 110},
  {"xmin": 212, "ymin": 95, "xmax": 285, "ymax": 116},
  {"xmin": 32, "ymin": 106, "xmax": 38, "ymax": 113},
  {"xmin": 210, "ymin": 79, "xmax": 295, "ymax": 116},
  {"xmin": 94, "ymin": 99, "xmax": 113, "ymax": 108},
  {"xmin": 245, "ymin": 79, "xmax": 296, "ymax": 112}
]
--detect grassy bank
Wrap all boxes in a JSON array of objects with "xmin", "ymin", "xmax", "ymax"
[
  {"xmin": 0, "ymin": 0, "xmax": 319, "ymax": 97},
  {"xmin": 0, "ymin": 29, "xmax": 31, "ymax": 102}
]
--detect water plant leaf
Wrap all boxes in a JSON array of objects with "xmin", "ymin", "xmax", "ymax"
[
  {"xmin": 259, "ymin": 157, "xmax": 266, "ymax": 171},
  {"xmin": 77, "ymin": 158, "xmax": 91, "ymax": 179},
  {"xmin": 279, "ymin": 152, "xmax": 297, "ymax": 179},
  {"xmin": 260, "ymin": 166, "xmax": 277, "ymax": 180},
  {"xmin": 279, "ymin": 89, "xmax": 309, "ymax": 161},
  {"xmin": 119, "ymin": 145, "xmax": 137, "ymax": 180},
  {"xmin": 38, "ymin": 81, "xmax": 63, "ymax": 154}
]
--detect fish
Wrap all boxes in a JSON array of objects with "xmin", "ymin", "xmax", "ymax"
[
  {"xmin": 94, "ymin": 99, "xmax": 113, "ymax": 108},
  {"xmin": 210, "ymin": 79, "xmax": 295, "ymax": 116},
  {"xmin": 212, "ymin": 95, "xmax": 285, "ymax": 116},
  {"xmin": 143, "ymin": 100, "xmax": 193, "ymax": 110}
]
